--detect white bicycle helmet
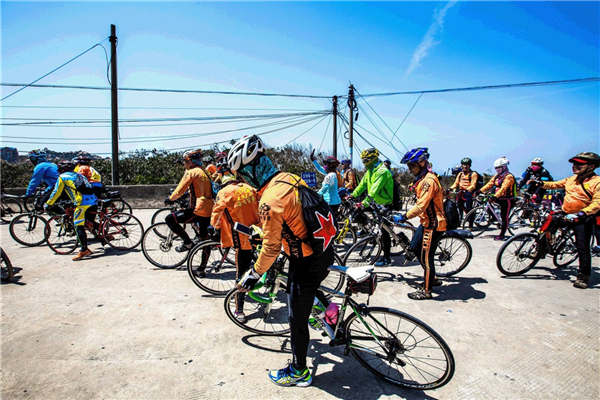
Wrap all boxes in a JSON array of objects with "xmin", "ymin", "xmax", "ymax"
[
  {"xmin": 493, "ymin": 157, "xmax": 509, "ymax": 168},
  {"xmin": 531, "ymin": 157, "xmax": 543, "ymax": 165},
  {"xmin": 227, "ymin": 135, "xmax": 265, "ymax": 172}
]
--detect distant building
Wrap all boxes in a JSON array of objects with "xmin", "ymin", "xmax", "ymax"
[{"xmin": 1, "ymin": 147, "xmax": 19, "ymax": 163}]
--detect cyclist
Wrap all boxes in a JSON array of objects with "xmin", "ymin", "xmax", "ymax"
[
  {"xmin": 383, "ymin": 159, "xmax": 392, "ymax": 170},
  {"xmin": 73, "ymin": 155, "xmax": 104, "ymax": 197},
  {"xmin": 450, "ymin": 157, "xmax": 478, "ymax": 224},
  {"xmin": 351, "ymin": 148, "xmax": 394, "ymax": 266},
  {"xmin": 518, "ymin": 157, "xmax": 553, "ymax": 203},
  {"xmin": 230, "ymin": 135, "xmax": 334, "ymax": 387},
  {"xmin": 396, "ymin": 148, "xmax": 446, "ymax": 300},
  {"xmin": 480, "ymin": 157, "xmax": 517, "ymax": 240},
  {"xmin": 45, "ymin": 160, "xmax": 98, "ymax": 261},
  {"xmin": 341, "ymin": 159, "xmax": 358, "ymax": 191},
  {"xmin": 539, "ymin": 152, "xmax": 600, "ymax": 289},
  {"xmin": 24, "ymin": 150, "xmax": 59, "ymax": 209},
  {"xmin": 164, "ymin": 149, "xmax": 214, "ymax": 252},
  {"xmin": 310, "ymin": 150, "xmax": 343, "ymax": 188},
  {"xmin": 210, "ymin": 172, "xmax": 259, "ymax": 321},
  {"xmin": 317, "ymin": 156, "xmax": 342, "ymax": 215}
]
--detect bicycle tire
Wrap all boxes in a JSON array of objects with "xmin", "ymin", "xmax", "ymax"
[
  {"xmin": 435, "ymin": 236, "xmax": 472, "ymax": 277},
  {"xmin": 1, "ymin": 248, "xmax": 14, "ymax": 282},
  {"xmin": 462, "ymin": 206, "xmax": 492, "ymax": 237},
  {"xmin": 142, "ymin": 222, "xmax": 189, "ymax": 269},
  {"xmin": 344, "ymin": 306, "xmax": 455, "ymax": 390},
  {"xmin": 342, "ymin": 235, "xmax": 381, "ymax": 268},
  {"xmin": 151, "ymin": 207, "xmax": 172, "ymax": 226},
  {"xmin": 496, "ymin": 232, "xmax": 542, "ymax": 276},
  {"xmin": 552, "ymin": 234, "xmax": 579, "ymax": 268},
  {"xmin": 1, "ymin": 198, "xmax": 22, "ymax": 224},
  {"xmin": 187, "ymin": 241, "xmax": 237, "ymax": 296},
  {"xmin": 46, "ymin": 215, "xmax": 79, "ymax": 255},
  {"xmin": 103, "ymin": 213, "xmax": 144, "ymax": 250},
  {"xmin": 9, "ymin": 213, "xmax": 49, "ymax": 247}
]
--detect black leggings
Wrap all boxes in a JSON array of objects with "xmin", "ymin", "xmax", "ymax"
[
  {"xmin": 573, "ymin": 217, "xmax": 595, "ymax": 282},
  {"xmin": 76, "ymin": 205, "xmax": 98, "ymax": 251},
  {"xmin": 494, "ymin": 198, "xmax": 513, "ymax": 237},
  {"xmin": 411, "ymin": 227, "xmax": 441, "ymax": 292},
  {"xmin": 235, "ymin": 249, "xmax": 253, "ymax": 313},
  {"xmin": 288, "ymin": 250, "xmax": 332, "ymax": 371},
  {"xmin": 457, "ymin": 191, "xmax": 474, "ymax": 225},
  {"xmin": 164, "ymin": 209, "xmax": 209, "ymax": 244}
]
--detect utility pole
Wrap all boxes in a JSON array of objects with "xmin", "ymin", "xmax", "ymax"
[
  {"xmin": 332, "ymin": 96, "xmax": 338, "ymax": 159},
  {"xmin": 347, "ymin": 84, "xmax": 355, "ymax": 165},
  {"xmin": 110, "ymin": 24, "xmax": 120, "ymax": 185}
]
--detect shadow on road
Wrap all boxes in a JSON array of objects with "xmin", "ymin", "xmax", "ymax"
[
  {"xmin": 1, "ymin": 266, "xmax": 26, "ymax": 285},
  {"xmin": 397, "ymin": 272, "xmax": 487, "ymax": 302},
  {"xmin": 502, "ymin": 266, "xmax": 600, "ymax": 289},
  {"xmin": 241, "ymin": 334, "xmax": 292, "ymax": 354}
]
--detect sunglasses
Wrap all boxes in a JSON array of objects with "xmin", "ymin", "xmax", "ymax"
[{"xmin": 572, "ymin": 161, "xmax": 588, "ymax": 166}]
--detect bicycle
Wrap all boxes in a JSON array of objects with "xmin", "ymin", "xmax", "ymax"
[
  {"xmin": 225, "ymin": 263, "xmax": 455, "ymax": 389},
  {"xmin": 9, "ymin": 205, "xmax": 49, "ymax": 247},
  {"xmin": 150, "ymin": 191, "xmax": 190, "ymax": 226},
  {"xmin": 1, "ymin": 192, "xmax": 24, "ymax": 224},
  {"xmin": 1, "ymin": 248, "xmax": 14, "ymax": 282},
  {"xmin": 189, "ymin": 224, "xmax": 345, "ymax": 296},
  {"xmin": 462, "ymin": 193, "xmax": 518, "ymax": 237},
  {"xmin": 45, "ymin": 200, "xmax": 144, "ymax": 254},
  {"xmin": 496, "ymin": 211, "xmax": 579, "ymax": 276}
]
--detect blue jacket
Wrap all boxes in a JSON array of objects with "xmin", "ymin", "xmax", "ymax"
[
  {"xmin": 26, "ymin": 162, "xmax": 59, "ymax": 196},
  {"xmin": 318, "ymin": 172, "xmax": 341, "ymax": 206}
]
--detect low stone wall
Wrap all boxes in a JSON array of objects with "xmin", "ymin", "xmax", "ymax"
[{"xmin": 4, "ymin": 185, "xmax": 174, "ymax": 209}]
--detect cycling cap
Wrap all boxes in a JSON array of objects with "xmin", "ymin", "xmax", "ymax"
[
  {"xmin": 401, "ymin": 148, "xmax": 429, "ymax": 164},
  {"xmin": 569, "ymin": 152, "xmax": 600, "ymax": 166},
  {"xmin": 228, "ymin": 135, "xmax": 265, "ymax": 172},
  {"xmin": 57, "ymin": 160, "xmax": 76, "ymax": 173},
  {"xmin": 460, "ymin": 157, "xmax": 472, "ymax": 166},
  {"xmin": 360, "ymin": 148, "xmax": 380, "ymax": 164},
  {"xmin": 531, "ymin": 157, "xmax": 543, "ymax": 165},
  {"xmin": 493, "ymin": 157, "xmax": 509, "ymax": 168}
]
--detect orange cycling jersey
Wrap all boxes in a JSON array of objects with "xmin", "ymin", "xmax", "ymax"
[
  {"xmin": 543, "ymin": 174, "xmax": 600, "ymax": 215},
  {"xmin": 211, "ymin": 182, "xmax": 259, "ymax": 250},
  {"xmin": 170, "ymin": 167, "xmax": 214, "ymax": 217},
  {"xmin": 74, "ymin": 165, "xmax": 101, "ymax": 183},
  {"xmin": 451, "ymin": 171, "xmax": 477, "ymax": 192},
  {"xmin": 254, "ymin": 172, "xmax": 312, "ymax": 274},
  {"xmin": 481, "ymin": 173, "xmax": 517, "ymax": 198},
  {"xmin": 406, "ymin": 172, "xmax": 447, "ymax": 231}
]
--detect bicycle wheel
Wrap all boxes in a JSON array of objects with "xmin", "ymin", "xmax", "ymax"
[
  {"xmin": 1, "ymin": 248, "xmax": 14, "ymax": 282},
  {"xmin": 224, "ymin": 276, "xmax": 290, "ymax": 336},
  {"xmin": 344, "ymin": 307, "xmax": 455, "ymax": 390},
  {"xmin": 142, "ymin": 222, "xmax": 189, "ymax": 269},
  {"xmin": 553, "ymin": 234, "xmax": 579, "ymax": 268},
  {"xmin": 342, "ymin": 235, "xmax": 381, "ymax": 268},
  {"xmin": 187, "ymin": 241, "xmax": 237, "ymax": 295},
  {"xmin": 508, "ymin": 207, "xmax": 531, "ymax": 231},
  {"xmin": 9, "ymin": 213, "xmax": 48, "ymax": 246},
  {"xmin": 102, "ymin": 213, "xmax": 144, "ymax": 250},
  {"xmin": 46, "ymin": 215, "xmax": 78, "ymax": 255},
  {"xmin": 496, "ymin": 233, "xmax": 542, "ymax": 276},
  {"xmin": 151, "ymin": 207, "xmax": 172, "ymax": 226},
  {"xmin": 435, "ymin": 236, "xmax": 472, "ymax": 277},
  {"xmin": 1, "ymin": 198, "xmax": 22, "ymax": 224},
  {"xmin": 319, "ymin": 253, "xmax": 346, "ymax": 294},
  {"xmin": 462, "ymin": 206, "xmax": 492, "ymax": 237}
]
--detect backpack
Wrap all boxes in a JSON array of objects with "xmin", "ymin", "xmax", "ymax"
[
  {"xmin": 391, "ymin": 179, "xmax": 403, "ymax": 211},
  {"xmin": 444, "ymin": 198, "xmax": 460, "ymax": 230},
  {"xmin": 278, "ymin": 179, "xmax": 337, "ymax": 257}
]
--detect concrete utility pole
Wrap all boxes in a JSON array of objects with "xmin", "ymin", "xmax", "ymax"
[
  {"xmin": 347, "ymin": 85, "xmax": 355, "ymax": 165},
  {"xmin": 332, "ymin": 96, "xmax": 338, "ymax": 159},
  {"xmin": 110, "ymin": 24, "xmax": 120, "ymax": 185}
]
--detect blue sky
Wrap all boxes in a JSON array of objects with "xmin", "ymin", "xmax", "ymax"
[{"xmin": 1, "ymin": 1, "xmax": 598, "ymax": 178}]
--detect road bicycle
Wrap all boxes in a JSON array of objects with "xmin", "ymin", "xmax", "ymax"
[
  {"xmin": 45, "ymin": 200, "xmax": 143, "ymax": 254},
  {"xmin": 462, "ymin": 194, "xmax": 518, "ymax": 237},
  {"xmin": 150, "ymin": 191, "xmax": 190, "ymax": 226},
  {"xmin": 1, "ymin": 248, "xmax": 14, "ymax": 282},
  {"xmin": 9, "ymin": 205, "xmax": 49, "ymax": 247},
  {"xmin": 224, "ymin": 263, "xmax": 455, "ymax": 389},
  {"xmin": 496, "ymin": 211, "xmax": 579, "ymax": 276}
]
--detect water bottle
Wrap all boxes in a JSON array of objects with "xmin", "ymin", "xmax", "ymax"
[{"xmin": 325, "ymin": 302, "xmax": 339, "ymax": 325}]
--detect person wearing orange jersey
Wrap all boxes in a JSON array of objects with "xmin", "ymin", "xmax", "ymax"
[
  {"xmin": 341, "ymin": 159, "xmax": 358, "ymax": 191},
  {"xmin": 450, "ymin": 157, "xmax": 478, "ymax": 224},
  {"xmin": 480, "ymin": 157, "xmax": 517, "ymax": 240},
  {"xmin": 210, "ymin": 172, "xmax": 259, "ymax": 320},
  {"xmin": 397, "ymin": 147, "xmax": 446, "ymax": 300},
  {"xmin": 164, "ymin": 149, "xmax": 214, "ymax": 252},
  {"xmin": 228, "ymin": 135, "xmax": 334, "ymax": 387},
  {"xmin": 538, "ymin": 152, "xmax": 600, "ymax": 289}
]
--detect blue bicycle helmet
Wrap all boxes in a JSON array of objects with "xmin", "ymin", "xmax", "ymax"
[
  {"xmin": 401, "ymin": 147, "xmax": 429, "ymax": 164},
  {"xmin": 341, "ymin": 159, "xmax": 351, "ymax": 165}
]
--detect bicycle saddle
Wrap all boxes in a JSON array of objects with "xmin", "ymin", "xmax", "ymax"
[{"xmin": 347, "ymin": 266, "xmax": 375, "ymax": 283}]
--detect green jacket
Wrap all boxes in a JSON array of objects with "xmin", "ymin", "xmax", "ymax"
[{"xmin": 352, "ymin": 161, "xmax": 394, "ymax": 206}]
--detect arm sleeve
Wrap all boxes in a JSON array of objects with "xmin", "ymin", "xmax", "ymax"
[
  {"xmin": 254, "ymin": 206, "xmax": 284, "ymax": 275},
  {"xmin": 406, "ymin": 179, "xmax": 436, "ymax": 220},
  {"xmin": 46, "ymin": 178, "xmax": 64, "ymax": 206},
  {"xmin": 169, "ymin": 172, "xmax": 191, "ymax": 201},
  {"xmin": 467, "ymin": 172, "xmax": 478, "ymax": 192},
  {"xmin": 480, "ymin": 176, "xmax": 495, "ymax": 193},
  {"xmin": 542, "ymin": 178, "xmax": 567, "ymax": 190},
  {"xmin": 450, "ymin": 173, "xmax": 460, "ymax": 190},
  {"xmin": 352, "ymin": 172, "xmax": 367, "ymax": 198},
  {"xmin": 312, "ymin": 160, "xmax": 326, "ymax": 176},
  {"xmin": 26, "ymin": 166, "xmax": 42, "ymax": 196},
  {"xmin": 210, "ymin": 194, "xmax": 227, "ymax": 229}
]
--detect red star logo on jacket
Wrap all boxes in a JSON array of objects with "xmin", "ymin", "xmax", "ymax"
[{"xmin": 313, "ymin": 211, "xmax": 337, "ymax": 250}]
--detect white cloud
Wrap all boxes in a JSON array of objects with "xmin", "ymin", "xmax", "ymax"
[{"xmin": 405, "ymin": 0, "xmax": 458, "ymax": 77}]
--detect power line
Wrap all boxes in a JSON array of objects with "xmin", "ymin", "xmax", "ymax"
[
  {"xmin": 391, "ymin": 93, "xmax": 423, "ymax": 141},
  {"xmin": 0, "ymin": 82, "xmax": 336, "ymax": 99},
  {"xmin": 1, "ymin": 105, "xmax": 325, "ymax": 112},
  {"xmin": 1, "ymin": 38, "xmax": 109, "ymax": 102},
  {"xmin": 358, "ymin": 77, "xmax": 600, "ymax": 98},
  {"xmin": 282, "ymin": 114, "xmax": 329, "ymax": 147}
]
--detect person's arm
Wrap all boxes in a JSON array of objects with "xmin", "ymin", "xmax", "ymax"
[
  {"xmin": 450, "ymin": 173, "xmax": 460, "ymax": 190},
  {"xmin": 254, "ymin": 204, "xmax": 284, "ymax": 275},
  {"xmin": 406, "ymin": 178, "xmax": 436, "ymax": 219},
  {"xmin": 542, "ymin": 178, "xmax": 567, "ymax": 190},
  {"xmin": 496, "ymin": 174, "xmax": 515, "ymax": 197},
  {"xmin": 312, "ymin": 160, "xmax": 326, "ymax": 176},
  {"xmin": 518, "ymin": 170, "xmax": 530, "ymax": 189},
  {"xmin": 46, "ymin": 177, "xmax": 64, "ymax": 206},
  {"xmin": 467, "ymin": 172, "xmax": 478, "ymax": 192},
  {"xmin": 210, "ymin": 192, "xmax": 227, "ymax": 230},
  {"xmin": 352, "ymin": 171, "xmax": 368, "ymax": 198},
  {"xmin": 480, "ymin": 176, "xmax": 495, "ymax": 194},
  {"xmin": 169, "ymin": 171, "xmax": 191, "ymax": 201},
  {"xmin": 25, "ymin": 165, "xmax": 43, "ymax": 196},
  {"xmin": 581, "ymin": 180, "xmax": 600, "ymax": 215}
]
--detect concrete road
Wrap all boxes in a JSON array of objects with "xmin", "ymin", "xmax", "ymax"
[{"xmin": 1, "ymin": 209, "xmax": 598, "ymax": 399}]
